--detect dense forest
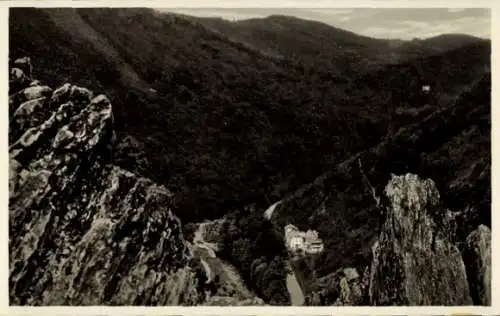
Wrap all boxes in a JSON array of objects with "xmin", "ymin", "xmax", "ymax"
[
  {"xmin": 9, "ymin": 7, "xmax": 490, "ymax": 305},
  {"xmin": 10, "ymin": 8, "xmax": 489, "ymax": 222}
]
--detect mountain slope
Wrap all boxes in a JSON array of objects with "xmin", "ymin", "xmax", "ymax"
[
  {"xmin": 269, "ymin": 74, "xmax": 490, "ymax": 304},
  {"xmin": 198, "ymin": 14, "xmax": 489, "ymax": 76},
  {"xmin": 10, "ymin": 8, "xmax": 490, "ymax": 225},
  {"xmin": 198, "ymin": 14, "xmax": 394, "ymax": 75},
  {"xmin": 350, "ymin": 40, "xmax": 490, "ymax": 107}
]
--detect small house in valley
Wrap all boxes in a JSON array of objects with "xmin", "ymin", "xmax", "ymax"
[{"xmin": 284, "ymin": 224, "xmax": 324, "ymax": 254}]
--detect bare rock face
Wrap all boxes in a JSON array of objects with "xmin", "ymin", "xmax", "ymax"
[
  {"xmin": 333, "ymin": 267, "xmax": 368, "ymax": 306},
  {"xmin": 307, "ymin": 266, "xmax": 370, "ymax": 306},
  {"xmin": 13, "ymin": 57, "xmax": 33, "ymax": 78},
  {"xmin": 368, "ymin": 174, "xmax": 472, "ymax": 305},
  {"xmin": 8, "ymin": 58, "xmax": 204, "ymax": 305},
  {"xmin": 463, "ymin": 224, "xmax": 491, "ymax": 305}
]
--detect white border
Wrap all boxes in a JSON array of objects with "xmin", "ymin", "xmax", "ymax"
[
  {"xmin": 0, "ymin": 0, "xmax": 497, "ymax": 8},
  {"xmin": 1, "ymin": 4, "xmax": 9, "ymax": 313},
  {"xmin": 1, "ymin": 1, "xmax": 498, "ymax": 315}
]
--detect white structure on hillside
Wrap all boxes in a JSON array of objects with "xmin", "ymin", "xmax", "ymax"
[
  {"xmin": 284, "ymin": 224, "xmax": 324, "ymax": 254},
  {"xmin": 421, "ymin": 85, "xmax": 431, "ymax": 93}
]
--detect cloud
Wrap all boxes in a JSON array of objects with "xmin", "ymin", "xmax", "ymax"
[
  {"xmin": 303, "ymin": 8, "xmax": 354, "ymax": 16},
  {"xmin": 363, "ymin": 26, "xmax": 409, "ymax": 37},
  {"xmin": 320, "ymin": 8, "xmax": 490, "ymax": 39},
  {"xmin": 401, "ymin": 20, "xmax": 431, "ymax": 28},
  {"xmin": 162, "ymin": 8, "xmax": 269, "ymax": 20},
  {"xmin": 393, "ymin": 15, "xmax": 491, "ymax": 39}
]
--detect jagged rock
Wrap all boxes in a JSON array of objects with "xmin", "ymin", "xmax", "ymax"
[
  {"xmin": 463, "ymin": 225, "xmax": 491, "ymax": 305},
  {"xmin": 70, "ymin": 85, "xmax": 93, "ymax": 99},
  {"xmin": 343, "ymin": 267, "xmax": 359, "ymax": 281},
  {"xmin": 9, "ymin": 84, "xmax": 53, "ymax": 127},
  {"xmin": 333, "ymin": 267, "xmax": 368, "ymax": 306},
  {"xmin": 307, "ymin": 266, "xmax": 369, "ymax": 306},
  {"xmin": 9, "ymin": 158, "xmax": 22, "ymax": 198},
  {"xmin": 12, "ymin": 96, "xmax": 48, "ymax": 137},
  {"xmin": 10, "ymin": 68, "xmax": 28, "ymax": 84},
  {"xmin": 8, "ymin": 58, "xmax": 205, "ymax": 305},
  {"xmin": 368, "ymin": 174, "xmax": 472, "ymax": 305},
  {"xmin": 14, "ymin": 56, "xmax": 33, "ymax": 78},
  {"xmin": 21, "ymin": 85, "xmax": 53, "ymax": 103},
  {"xmin": 335, "ymin": 278, "xmax": 359, "ymax": 305},
  {"xmin": 51, "ymin": 83, "xmax": 72, "ymax": 103},
  {"xmin": 9, "ymin": 68, "xmax": 31, "ymax": 96}
]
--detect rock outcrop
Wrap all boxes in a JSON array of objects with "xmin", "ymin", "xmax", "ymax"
[
  {"xmin": 8, "ymin": 58, "xmax": 205, "ymax": 305},
  {"xmin": 463, "ymin": 224, "xmax": 491, "ymax": 305},
  {"xmin": 333, "ymin": 267, "xmax": 368, "ymax": 306},
  {"xmin": 368, "ymin": 174, "xmax": 473, "ymax": 305},
  {"xmin": 306, "ymin": 266, "xmax": 369, "ymax": 306}
]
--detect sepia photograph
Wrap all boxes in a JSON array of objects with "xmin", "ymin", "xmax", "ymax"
[{"xmin": 7, "ymin": 5, "xmax": 491, "ymax": 308}]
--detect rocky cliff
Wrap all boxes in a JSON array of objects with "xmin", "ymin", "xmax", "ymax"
[
  {"xmin": 309, "ymin": 173, "xmax": 490, "ymax": 306},
  {"xmin": 9, "ymin": 57, "xmax": 206, "ymax": 305},
  {"xmin": 463, "ymin": 224, "xmax": 491, "ymax": 305},
  {"xmin": 368, "ymin": 174, "xmax": 473, "ymax": 305}
]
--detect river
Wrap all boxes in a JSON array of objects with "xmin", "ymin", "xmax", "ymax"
[
  {"xmin": 286, "ymin": 268, "xmax": 305, "ymax": 305},
  {"xmin": 263, "ymin": 201, "xmax": 305, "ymax": 305}
]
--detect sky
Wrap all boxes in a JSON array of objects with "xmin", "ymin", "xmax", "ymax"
[{"xmin": 160, "ymin": 8, "xmax": 491, "ymax": 40}]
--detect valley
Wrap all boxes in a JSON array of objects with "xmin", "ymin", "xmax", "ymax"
[{"xmin": 8, "ymin": 7, "xmax": 491, "ymax": 306}]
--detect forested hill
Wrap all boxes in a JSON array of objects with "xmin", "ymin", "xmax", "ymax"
[
  {"xmin": 270, "ymin": 72, "xmax": 490, "ymax": 305},
  {"xmin": 197, "ymin": 15, "xmax": 487, "ymax": 75},
  {"xmin": 9, "ymin": 8, "xmax": 490, "ymax": 224}
]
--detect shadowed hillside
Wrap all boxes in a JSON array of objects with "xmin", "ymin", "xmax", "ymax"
[
  {"xmin": 10, "ymin": 8, "xmax": 489, "ymax": 224},
  {"xmin": 270, "ymin": 74, "xmax": 490, "ymax": 304},
  {"xmin": 198, "ymin": 15, "xmax": 488, "ymax": 76},
  {"xmin": 9, "ymin": 7, "xmax": 490, "ymax": 306}
]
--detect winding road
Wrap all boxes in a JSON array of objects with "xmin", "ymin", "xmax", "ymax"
[
  {"xmin": 192, "ymin": 222, "xmax": 218, "ymax": 283},
  {"xmin": 264, "ymin": 200, "xmax": 281, "ymax": 220},
  {"xmin": 190, "ymin": 221, "xmax": 255, "ymax": 299},
  {"xmin": 192, "ymin": 204, "xmax": 306, "ymax": 305}
]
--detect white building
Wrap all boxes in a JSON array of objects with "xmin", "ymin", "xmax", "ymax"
[
  {"xmin": 284, "ymin": 224, "xmax": 324, "ymax": 254},
  {"xmin": 306, "ymin": 240, "xmax": 324, "ymax": 253},
  {"xmin": 289, "ymin": 235, "xmax": 305, "ymax": 251}
]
